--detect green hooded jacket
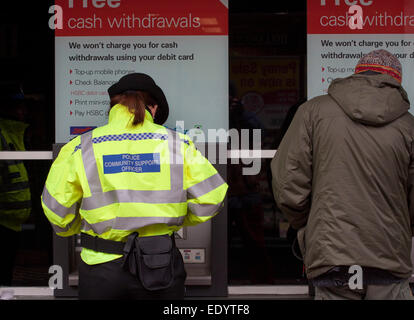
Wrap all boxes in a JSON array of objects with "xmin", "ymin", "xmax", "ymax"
[{"xmin": 271, "ymin": 73, "xmax": 414, "ymax": 279}]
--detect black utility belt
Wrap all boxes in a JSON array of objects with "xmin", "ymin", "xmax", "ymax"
[
  {"xmin": 80, "ymin": 233, "xmax": 125, "ymax": 254},
  {"xmin": 80, "ymin": 232, "xmax": 176, "ymax": 291}
]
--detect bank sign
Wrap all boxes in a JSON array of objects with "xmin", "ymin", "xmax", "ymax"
[
  {"xmin": 307, "ymin": 0, "xmax": 414, "ymax": 114},
  {"xmin": 54, "ymin": 0, "xmax": 228, "ymax": 143}
]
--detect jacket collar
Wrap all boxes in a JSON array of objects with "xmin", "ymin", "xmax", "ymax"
[{"xmin": 108, "ymin": 104, "xmax": 154, "ymax": 129}]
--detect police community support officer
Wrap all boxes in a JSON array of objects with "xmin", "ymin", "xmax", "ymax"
[
  {"xmin": 0, "ymin": 89, "xmax": 31, "ymax": 285},
  {"xmin": 41, "ymin": 73, "xmax": 228, "ymax": 299}
]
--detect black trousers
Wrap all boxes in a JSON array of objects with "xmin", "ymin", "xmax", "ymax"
[{"xmin": 78, "ymin": 247, "xmax": 186, "ymax": 300}]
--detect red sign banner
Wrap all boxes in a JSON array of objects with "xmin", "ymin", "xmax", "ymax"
[
  {"xmin": 55, "ymin": 0, "xmax": 228, "ymax": 36},
  {"xmin": 308, "ymin": 0, "xmax": 414, "ymax": 34}
]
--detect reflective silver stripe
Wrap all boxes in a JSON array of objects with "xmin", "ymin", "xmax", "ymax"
[
  {"xmin": 81, "ymin": 216, "xmax": 185, "ymax": 235},
  {"xmin": 42, "ymin": 187, "xmax": 78, "ymax": 218},
  {"xmin": 51, "ymin": 222, "xmax": 70, "ymax": 234},
  {"xmin": 81, "ymin": 189, "xmax": 186, "ymax": 210},
  {"xmin": 7, "ymin": 172, "xmax": 21, "ymax": 179},
  {"xmin": 79, "ymin": 129, "xmax": 186, "ymax": 211},
  {"xmin": 188, "ymin": 202, "xmax": 224, "ymax": 217},
  {"xmin": 81, "ymin": 131, "xmax": 103, "ymax": 194},
  {"xmin": 187, "ymin": 173, "xmax": 225, "ymax": 199},
  {"xmin": 5, "ymin": 160, "xmax": 23, "ymax": 165},
  {"xmin": 166, "ymin": 128, "xmax": 183, "ymax": 190},
  {"xmin": 51, "ymin": 213, "xmax": 81, "ymax": 234},
  {"xmin": 0, "ymin": 181, "xmax": 29, "ymax": 193},
  {"xmin": 0, "ymin": 200, "xmax": 31, "ymax": 210}
]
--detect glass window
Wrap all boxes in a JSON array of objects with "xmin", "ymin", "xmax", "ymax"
[
  {"xmin": 229, "ymin": 2, "xmax": 306, "ymax": 150},
  {"xmin": 227, "ymin": 1, "xmax": 307, "ymax": 285},
  {"xmin": 0, "ymin": 1, "xmax": 54, "ymax": 151},
  {"xmin": 227, "ymin": 159, "xmax": 306, "ymax": 285}
]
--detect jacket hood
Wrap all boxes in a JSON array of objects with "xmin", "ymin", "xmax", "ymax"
[{"xmin": 328, "ymin": 73, "xmax": 410, "ymax": 126}]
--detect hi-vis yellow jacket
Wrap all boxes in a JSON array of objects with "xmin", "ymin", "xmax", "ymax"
[
  {"xmin": 41, "ymin": 104, "xmax": 228, "ymax": 265},
  {"xmin": 0, "ymin": 118, "xmax": 31, "ymax": 232}
]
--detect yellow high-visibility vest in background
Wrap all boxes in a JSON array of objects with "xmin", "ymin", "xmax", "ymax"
[
  {"xmin": 41, "ymin": 104, "xmax": 228, "ymax": 265},
  {"xmin": 0, "ymin": 118, "xmax": 31, "ymax": 232}
]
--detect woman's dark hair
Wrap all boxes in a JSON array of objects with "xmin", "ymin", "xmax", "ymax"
[{"xmin": 110, "ymin": 90, "xmax": 158, "ymax": 126}]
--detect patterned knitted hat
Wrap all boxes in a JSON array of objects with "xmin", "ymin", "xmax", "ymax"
[{"xmin": 355, "ymin": 49, "xmax": 402, "ymax": 83}]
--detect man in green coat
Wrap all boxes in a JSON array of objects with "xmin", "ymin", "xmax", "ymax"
[{"xmin": 271, "ymin": 49, "xmax": 414, "ymax": 300}]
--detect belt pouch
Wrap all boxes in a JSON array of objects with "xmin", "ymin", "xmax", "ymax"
[{"xmin": 134, "ymin": 234, "xmax": 175, "ymax": 291}]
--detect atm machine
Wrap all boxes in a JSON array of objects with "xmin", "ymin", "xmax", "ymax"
[{"xmin": 52, "ymin": 142, "xmax": 228, "ymax": 298}]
